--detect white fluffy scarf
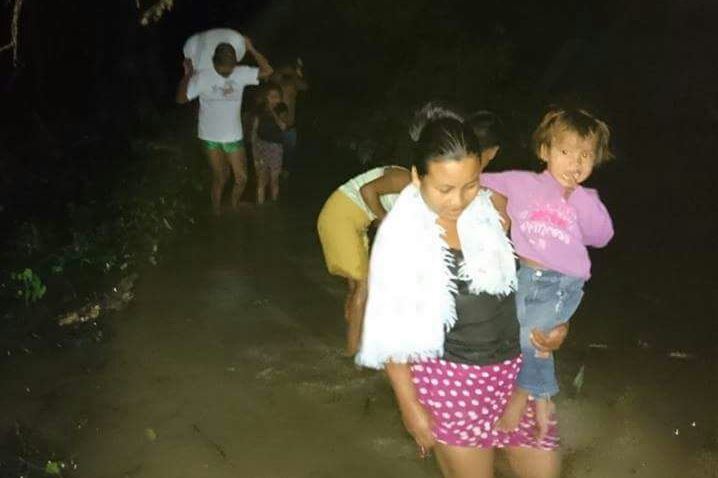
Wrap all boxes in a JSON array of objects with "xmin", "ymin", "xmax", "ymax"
[{"xmin": 355, "ymin": 184, "xmax": 517, "ymax": 370}]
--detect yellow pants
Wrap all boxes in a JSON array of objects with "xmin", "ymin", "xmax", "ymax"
[{"xmin": 317, "ymin": 190, "xmax": 372, "ymax": 280}]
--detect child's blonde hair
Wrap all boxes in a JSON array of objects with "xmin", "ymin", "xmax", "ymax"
[{"xmin": 532, "ymin": 107, "xmax": 614, "ymax": 165}]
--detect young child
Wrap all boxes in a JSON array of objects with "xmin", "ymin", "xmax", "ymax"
[
  {"xmin": 271, "ymin": 58, "xmax": 309, "ymax": 178},
  {"xmin": 251, "ymin": 83, "xmax": 286, "ymax": 204},
  {"xmin": 275, "ymin": 102, "xmax": 290, "ymax": 127},
  {"xmin": 481, "ymin": 107, "xmax": 615, "ymax": 439}
]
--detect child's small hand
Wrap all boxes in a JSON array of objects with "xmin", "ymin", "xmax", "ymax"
[
  {"xmin": 560, "ymin": 171, "xmax": 579, "ymax": 186},
  {"xmin": 273, "ymin": 114, "xmax": 288, "ymax": 130},
  {"xmin": 560, "ymin": 172, "xmax": 580, "ymax": 198}
]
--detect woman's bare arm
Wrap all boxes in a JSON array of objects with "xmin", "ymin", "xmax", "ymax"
[
  {"xmin": 385, "ymin": 362, "xmax": 435, "ymax": 452},
  {"xmin": 488, "ymin": 190, "xmax": 511, "ymax": 232},
  {"xmin": 360, "ymin": 168, "xmax": 411, "ymax": 221},
  {"xmin": 244, "ymin": 37, "xmax": 273, "ymax": 80}
]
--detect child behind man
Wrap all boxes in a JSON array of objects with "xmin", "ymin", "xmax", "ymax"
[
  {"xmin": 252, "ymin": 83, "xmax": 287, "ymax": 204},
  {"xmin": 480, "ymin": 107, "xmax": 615, "ymax": 438}
]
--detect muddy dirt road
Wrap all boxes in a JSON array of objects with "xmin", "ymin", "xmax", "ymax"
[{"xmin": 2, "ymin": 178, "xmax": 716, "ymax": 477}]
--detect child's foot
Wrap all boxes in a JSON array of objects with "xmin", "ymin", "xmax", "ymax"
[
  {"xmin": 496, "ymin": 388, "xmax": 530, "ymax": 432},
  {"xmin": 534, "ymin": 398, "xmax": 555, "ymax": 441}
]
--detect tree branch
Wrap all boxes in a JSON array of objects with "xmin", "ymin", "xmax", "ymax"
[
  {"xmin": 0, "ymin": 0, "xmax": 24, "ymax": 66},
  {"xmin": 138, "ymin": 0, "xmax": 175, "ymax": 26}
]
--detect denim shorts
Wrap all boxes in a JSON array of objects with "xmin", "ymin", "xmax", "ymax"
[{"xmin": 515, "ymin": 264, "xmax": 585, "ymax": 397}]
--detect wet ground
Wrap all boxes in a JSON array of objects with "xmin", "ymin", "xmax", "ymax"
[
  {"xmin": 2, "ymin": 177, "xmax": 717, "ymax": 477},
  {"xmin": 0, "ymin": 101, "xmax": 716, "ymax": 478}
]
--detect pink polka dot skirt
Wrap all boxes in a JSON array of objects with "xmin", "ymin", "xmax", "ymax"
[{"xmin": 410, "ymin": 356, "xmax": 559, "ymax": 450}]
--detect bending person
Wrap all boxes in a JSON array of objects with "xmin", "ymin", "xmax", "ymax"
[{"xmin": 317, "ymin": 165, "xmax": 411, "ymax": 356}]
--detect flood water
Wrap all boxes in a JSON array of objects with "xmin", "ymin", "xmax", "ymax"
[{"xmin": 1, "ymin": 161, "xmax": 716, "ymax": 477}]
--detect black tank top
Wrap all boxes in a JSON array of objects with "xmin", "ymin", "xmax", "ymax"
[{"xmin": 442, "ymin": 249, "xmax": 520, "ymax": 366}]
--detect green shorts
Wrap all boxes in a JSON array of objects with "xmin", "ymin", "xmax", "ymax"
[{"xmin": 202, "ymin": 140, "xmax": 244, "ymax": 153}]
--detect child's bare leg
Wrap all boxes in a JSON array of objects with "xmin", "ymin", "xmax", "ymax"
[
  {"xmin": 496, "ymin": 387, "xmax": 530, "ymax": 432},
  {"xmin": 344, "ymin": 277, "xmax": 367, "ymax": 356},
  {"xmin": 256, "ymin": 167, "xmax": 267, "ymax": 205},
  {"xmin": 534, "ymin": 397, "xmax": 554, "ymax": 441},
  {"xmin": 269, "ymin": 168, "xmax": 281, "ymax": 201}
]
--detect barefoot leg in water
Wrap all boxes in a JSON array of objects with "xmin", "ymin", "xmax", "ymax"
[
  {"xmin": 227, "ymin": 148, "xmax": 248, "ymax": 210},
  {"xmin": 344, "ymin": 277, "xmax": 368, "ymax": 356},
  {"xmin": 206, "ymin": 148, "xmax": 229, "ymax": 215}
]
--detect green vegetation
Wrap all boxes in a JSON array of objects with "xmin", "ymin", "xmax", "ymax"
[
  {"xmin": 0, "ymin": 130, "xmax": 205, "ymax": 326},
  {"xmin": 10, "ymin": 268, "xmax": 46, "ymax": 305}
]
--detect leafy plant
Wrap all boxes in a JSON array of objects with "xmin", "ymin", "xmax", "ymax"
[
  {"xmin": 45, "ymin": 460, "xmax": 63, "ymax": 476},
  {"xmin": 10, "ymin": 268, "xmax": 46, "ymax": 305}
]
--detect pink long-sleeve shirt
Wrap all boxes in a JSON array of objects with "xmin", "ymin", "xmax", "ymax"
[{"xmin": 481, "ymin": 170, "xmax": 613, "ymax": 279}]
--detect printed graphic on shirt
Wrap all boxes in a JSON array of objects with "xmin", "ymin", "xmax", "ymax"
[
  {"xmin": 518, "ymin": 201, "xmax": 577, "ymax": 250},
  {"xmin": 212, "ymin": 81, "xmax": 236, "ymax": 97}
]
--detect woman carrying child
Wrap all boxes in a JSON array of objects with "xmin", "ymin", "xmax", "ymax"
[
  {"xmin": 482, "ymin": 107, "xmax": 614, "ymax": 439},
  {"xmin": 357, "ymin": 105, "xmax": 565, "ymax": 478}
]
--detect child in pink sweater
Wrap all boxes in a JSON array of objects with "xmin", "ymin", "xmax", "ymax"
[{"xmin": 481, "ymin": 107, "xmax": 615, "ymax": 439}]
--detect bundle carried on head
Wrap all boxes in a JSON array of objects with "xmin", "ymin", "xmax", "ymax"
[{"xmin": 183, "ymin": 28, "xmax": 246, "ymax": 71}]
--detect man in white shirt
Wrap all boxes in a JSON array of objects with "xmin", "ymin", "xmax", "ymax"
[{"xmin": 177, "ymin": 37, "xmax": 272, "ymax": 215}]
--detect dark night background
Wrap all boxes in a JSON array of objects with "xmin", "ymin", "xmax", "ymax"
[
  {"xmin": 3, "ymin": 0, "xmax": 716, "ymax": 350},
  {"xmin": 1, "ymin": 1, "xmax": 717, "ymax": 475}
]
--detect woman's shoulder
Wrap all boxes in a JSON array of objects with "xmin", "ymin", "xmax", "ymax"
[{"xmin": 379, "ymin": 185, "xmax": 430, "ymax": 232}]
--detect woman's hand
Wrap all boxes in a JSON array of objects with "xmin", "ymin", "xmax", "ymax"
[
  {"xmin": 400, "ymin": 400, "xmax": 435, "ymax": 456},
  {"xmin": 385, "ymin": 362, "xmax": 434, "ymax": 457},
  {"xmin": 531, "ymin": 322, "xmax": 569, "ymax": 353}
]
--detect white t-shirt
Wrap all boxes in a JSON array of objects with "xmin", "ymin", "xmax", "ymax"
[
  {"xmin": 186, "ymin": 66, "xmax": 259, "ymax": 142},
  {"xmin": 183, "ymin": 28, "xmax": 246, "ymax": 70},
  {"xmin": 338, "ymin": 166, "xmax": 403, "ymax": 220}
]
